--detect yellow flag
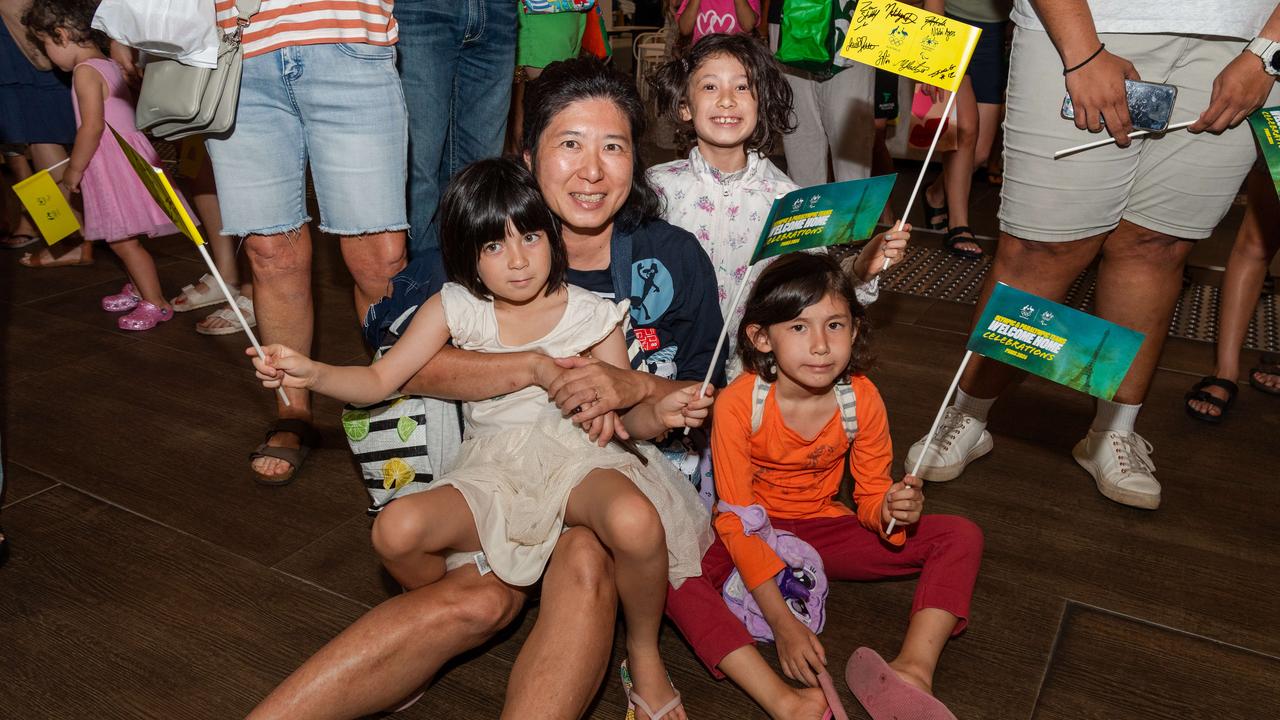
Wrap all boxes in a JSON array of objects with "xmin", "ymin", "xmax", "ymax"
[
  {"xmin": 12, "ymin": 169, "xmax": 80, "ymax": 245},
  {"xmin": 838, "ymin": 0, "xmax": 981, "ymax": 93},
  {"xmin": 109, "ymin": 125, "xmax": 204, "ymax": 246}
]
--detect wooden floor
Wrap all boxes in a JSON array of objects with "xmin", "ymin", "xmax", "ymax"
[{"xmin": 2, "ymin": 211, "xmax": 1279, "ymax": 718}]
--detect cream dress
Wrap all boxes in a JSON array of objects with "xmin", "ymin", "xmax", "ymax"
[{"xmin": 436, "ymin": 283, "xmax": 712, "ymax": 588}]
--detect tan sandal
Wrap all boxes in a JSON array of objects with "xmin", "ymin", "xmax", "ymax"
[{"xmin": 196, "ymin": 295, "xmax": 255, "ymax": 336}]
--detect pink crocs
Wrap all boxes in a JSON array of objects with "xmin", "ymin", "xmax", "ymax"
[
  {"xmin": 118, "ymin": 301, "xmax": 173, "ymax": 331},
  {"xmin": 102, "ymin": 283, "xmax": 140, "ymax": 312}
]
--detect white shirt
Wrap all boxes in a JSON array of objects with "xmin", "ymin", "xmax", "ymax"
[{"xmin": 1011, "ymin": 0, "xmax": 1276, "ymax": 40}]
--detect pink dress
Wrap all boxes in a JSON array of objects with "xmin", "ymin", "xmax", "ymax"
[{"xmin": 71, "ymin": 58, "xmax": 188, "ymax": 243}]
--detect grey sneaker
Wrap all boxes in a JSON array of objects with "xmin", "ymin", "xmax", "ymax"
[
  {"xmin": 905, "ymin": 407, "xmax": 994, "ymax": 482},
  {"xmin": 1072, "ymin": 430, "xmax": 1161, "ymax": 510}
]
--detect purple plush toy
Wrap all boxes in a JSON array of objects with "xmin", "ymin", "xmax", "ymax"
[{"xmin": 719, "ymin": 502, "xmax": 828, "ymax": 641}]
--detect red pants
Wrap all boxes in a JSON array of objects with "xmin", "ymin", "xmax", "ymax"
[{"xmin": 665, "ymin": 514, "xmax": 983, "ymax": 678}]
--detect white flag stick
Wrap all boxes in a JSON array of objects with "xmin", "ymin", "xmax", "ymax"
[
  {"xmin": 887, "ymin": 348, "xmax": 973, "ymax": 535},
  {"xmin": 882, "ymin": 87, "xmax": 960, "ymax": 274},
  {"xmin": 684, "ymin": 264, "xmax": 756, "ymax": 435},
  {"xmin": 1053, "ymin": 120, "xmax": 1193, "ymax": 159},
  {"xmin": 194, "ymin": 242, "xmax": 291, "ymax": 407}
]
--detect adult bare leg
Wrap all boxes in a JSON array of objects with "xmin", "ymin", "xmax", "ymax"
[
  {"xmin": 245, "ymin": 227, "xmax": 314, "ymax": 481},
  {"xmin": 502, "ymin": 527, "xmax": 618, "ymax": 720},
  {"xmin": 973, "ymin": 102, "xmax": 1004, "ymax": 170},
  {"xmin": 339, "ymin": 230, "xmax": 408, "ymax": 320},
  {"xmin": 1190, "ymin": 169, "xmax": 1280, "ymax": 416},
  {"xmin": 958, "ymin": 231, "xmax": 1106, "ymax": 397},
  {"xmin": 928, "ymin": 79, "xmax": 982, "ymax": 255},
  {"xmin": 1092, "ymin": 220, "xmax": 1195, "ymax": 405},
  {"xmin": 246, "ymin": 566, "xmax": 528, "ymax": 720}
]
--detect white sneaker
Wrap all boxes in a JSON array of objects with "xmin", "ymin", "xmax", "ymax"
[
  {"xmin": 905, "ymin": 407, "xmax": 994, "ymax": 482},
  {"xmin": 1072, "ymin": 430, "xmax": 1161, "ymax": 510}
]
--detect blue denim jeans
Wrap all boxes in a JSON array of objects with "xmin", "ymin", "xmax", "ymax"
[{"xmin": 395, "ymin": 0, "xmax": 517, "ymax": 258}]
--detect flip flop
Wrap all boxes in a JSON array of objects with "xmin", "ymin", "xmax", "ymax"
[
  {"xmin": 620, "ymin": 659, "xmax": 683, "ymax": 720},
  {"xmin": 846, "ymin": 647, "xmax": 957, "ymax": 720},
  {"xmin": 1183, "ymin": 376, "xmax": 1237, "ymax": 423},
  {"xmin": 0, "ymin": 233, "xmax": 39, "ymax": 249},
  {"xmin": 19, "ymin": 248, "xmax": 93, "ymax": 268},
  {"xmin": 250, "ymin": 418, "xmax": 321, "ymax": 486},
  {"xmin": 817, "ymin": 670, "xmax": 850, "ymax": 720}
]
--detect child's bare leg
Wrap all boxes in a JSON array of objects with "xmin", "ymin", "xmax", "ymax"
[
  {"xmin": 110, "ymin": 238, "xmax": 169, "ymax": 309},
  {"xmin": 887, "ymin": 608, "xmax": 959, "ymax": 694},
  {"xmin": 371, "ymin": 487, "xmax": 482, "ymax": 591},
  {"xmin": 718, "ymin": 646, "xmax": 828, "ymax": 720},
  {"xmin": 565, "ymin": 469, "xmax": 681, "ymax": 720}
]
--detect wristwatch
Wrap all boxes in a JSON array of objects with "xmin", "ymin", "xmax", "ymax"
[{"xmin": 1245, "ymin": 37, "xmax": 1280, "ymax": 76}]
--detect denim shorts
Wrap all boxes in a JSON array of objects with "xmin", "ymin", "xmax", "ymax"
[{"xmin": 205, "ymin": 43, "xmax": 410, "ymax": 237}]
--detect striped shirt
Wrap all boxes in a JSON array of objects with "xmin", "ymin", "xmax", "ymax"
[{"xmin": 215, "ymin": 0, "xmax": 397, "ymax": 59}]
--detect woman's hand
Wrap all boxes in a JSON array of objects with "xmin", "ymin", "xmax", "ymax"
[
  {"xmin": 247, "ymin": 344, "xmax": 318, "ymax": 390},
  {"xmin": 918, "ymin": 82, "xmax": 949, "ymax": 104},
  {"xmin": 880, "ymin": 474, "xmax": 925, "ymax": 529},
  {"xmin": 655, "ymin": 384, "xmax": 715, "ymax": 430},
  {"xmin": 847, "ymin": 224, "xmax": 911, "ymax": 282},
  {"xmin": 774, "ymin": 616, "xmax": 827, "ymax": 687},
  {"xmin": 548, "ymin": 356, "xmax": 650, "ymax": 422}
]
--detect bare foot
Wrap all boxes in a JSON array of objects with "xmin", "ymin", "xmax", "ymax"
[
  {"xmin": 886, "ymin": 658, "xmax": 933, "ymax": 695},
  {"xmin": 626, "ymin": 648, "xmax": 684, "ymax": 720},
  {"xmin": 773, "ymin": 686, "xmax": 829, "ymax": 720},
  {"xmin": 1188, "ymin": 383, "xmax": 1232, "ymax": 418},
  {"xmin": 1252, "ymin": 368, "xmax": 1280, "ymax": 392},
  {"xmin": 946, "ymin": 228, "xmax": 983, "ymax": 257},
  {"xmin": 19, "ymin": 242, "xmax": 93, "ymax": 268}
]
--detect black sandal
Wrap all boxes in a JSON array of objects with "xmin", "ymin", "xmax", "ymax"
[
  {"xmin": 923, "ymin": 195, "xmax": 948, "ymax": 230},
  {"xmin": 1249, "ymin": 354, "xmax": 1280, "ymax": 395},
  {"xmin": 1184, "ymin": 376, "xmax": 1238, "ymax": 423},
  {"xmin": 249, "ymin": 418, "xmax": 322, "ymax": 486},
  {"xmin": 944, "ymin": 226, "xmax": 983, "ymax": 260}
]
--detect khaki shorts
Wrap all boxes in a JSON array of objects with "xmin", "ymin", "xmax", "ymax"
[{"xmin": 999, "ymin": 28, "xmax": 1280, "ymax": 242}]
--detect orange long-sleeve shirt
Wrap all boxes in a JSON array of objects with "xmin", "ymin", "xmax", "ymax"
[{"xmin": 711, "ymin": 372, "xmax": 906, "ymax": 591}]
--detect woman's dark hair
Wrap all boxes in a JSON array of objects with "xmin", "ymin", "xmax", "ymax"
[
  {"xmin": 737, "ymin": 252, "xmax": 873, "ymax": 382},
  {"xmin": 522, "ymin": 56, "xmax": 662, "ymax": 232},
  {"xmin": 23, "ymin": 0, "xmax": 110, "ymax": 53},
  {"xmin": 649, "ymin": 34, "xmax": 795, "ymax": 154},
  {"xmin": 438, "ymin": 156, "xmax": 567, "ymax": 300}
]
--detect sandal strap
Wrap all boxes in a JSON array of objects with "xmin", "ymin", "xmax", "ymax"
[
  {"xmin": 1191, "ymin": 375, "xmax": 1238, "ymax": 397},
  {"xmin": 1186, "ymin": 390, "xmax": 1229, "ymax": 410},
  {"xmin": 945, "ymin": 225, "xmax": 974, "ymax": 240}
]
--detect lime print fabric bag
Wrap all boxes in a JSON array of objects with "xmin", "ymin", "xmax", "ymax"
[{"xmin": 523, "ymin": 0, "xmax": 595, "ymax": 12}]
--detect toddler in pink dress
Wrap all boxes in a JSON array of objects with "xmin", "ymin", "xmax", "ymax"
[{"xmin": 24, "ymin": 0, "xmax": 194, "ymax": 330}]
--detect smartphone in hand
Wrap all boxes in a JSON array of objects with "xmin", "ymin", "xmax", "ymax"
[{"xmin": 1061, "ymin": 79, "xmax": 1178, "ymax": 132}]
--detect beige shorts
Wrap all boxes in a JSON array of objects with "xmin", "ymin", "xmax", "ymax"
[{"xmin": 999, "ymin": 28, "xmax": 1280, "ymax": 242}]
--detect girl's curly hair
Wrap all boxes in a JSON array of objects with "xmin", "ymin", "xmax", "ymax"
[
  {"xmin": 23, "ymin": 0, "xmax": 111, "ymax": 53},
  {"xmin": 737, "ymin": 252, "xmax": 874, "ymax": 383},
  {"xmin": 648, "ymin": 33, "xmax": 796, "ymax": 155}
]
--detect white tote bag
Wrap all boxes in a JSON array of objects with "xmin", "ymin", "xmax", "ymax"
[{"xmin": 92, "ymin": 0, "xmax": 220, "ymax": 69}]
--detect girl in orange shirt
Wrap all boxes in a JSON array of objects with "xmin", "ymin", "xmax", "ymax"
[{"xmin": 664, "ymin": 253, "xmax": 983, "ymax": 720}]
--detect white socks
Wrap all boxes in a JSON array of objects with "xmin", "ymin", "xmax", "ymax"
[
  {"xmin": 1092, "ymin": 399, "xmax": 1141, "ymax": 434},
  {"xmin": 954, "ymin": 388, "xmax": 996, "ymax": 423}
]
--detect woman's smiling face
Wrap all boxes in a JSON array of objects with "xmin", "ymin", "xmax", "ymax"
[{"xmin": 530, "ymin": 97, "xmax": 635, "ymax": 240}]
